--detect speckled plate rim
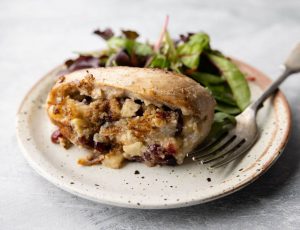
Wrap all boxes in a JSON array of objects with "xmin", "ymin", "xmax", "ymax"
[{"xmin": 16, "ymin": 60, "xmax": 292, "ymax": 209}]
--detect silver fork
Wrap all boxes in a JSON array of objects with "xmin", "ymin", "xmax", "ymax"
[{"xmin": 188, "ymin": 43, "xmax": 300, "ymax": 168}]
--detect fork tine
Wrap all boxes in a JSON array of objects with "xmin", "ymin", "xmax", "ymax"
[
  {"xmin": 210, "ymin": 142, "xmax": 252, "ymax": 168},
  {"xmin": 192, "ymin": 134, "xmax": 235, "ymax": 160},
  {"xmin": 201, "ymin": 139, "xmax": 245, "ymax": 164},
  {"xmin": 187, "ymin": 139, "xmax": 217, "ymax": 158},
  {"xmin": 187, "ymin": 132, "xmax": 227, "ymax": 157}
]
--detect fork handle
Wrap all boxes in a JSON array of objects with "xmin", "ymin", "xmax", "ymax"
[{"xmin": 250, "ymin": 67, "xmax": 297, "ymax": 113}]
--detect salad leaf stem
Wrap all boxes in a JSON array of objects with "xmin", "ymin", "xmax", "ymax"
[{"xmin": 154, "ymin": 15, "xmax": 169, "ymax": 52}]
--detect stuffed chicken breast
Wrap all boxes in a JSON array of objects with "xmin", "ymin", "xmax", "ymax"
[{"xmin": 47, "ymin": 67, "xmax": 216, "ymax": 168}]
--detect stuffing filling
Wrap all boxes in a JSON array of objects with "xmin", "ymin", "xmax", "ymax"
[{"xmin": 48, "ymin": 75, "xmax": 202, "ymax": 168}]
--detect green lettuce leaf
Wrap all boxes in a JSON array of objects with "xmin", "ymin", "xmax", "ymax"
[
  {"xmin": 134, "ymin": 42, "xmax": 153, "ymax": 56},
  {"xmin": 177, "ymin": 33, "xmax": 210, "ymax": 69},
  {"xmin": 149, "ymin": 54, "xmax": 170, "ymax": 69},
  {"xmin": 107, "ymin": 37, "xmax": 152, "ymax": 56},
  {"xmin": 162, "ymin": 31, "xmax": 177, "ymax": 60},
  {"xmin": 207, "ymin": 53, "xmax": 251, "ymax": 110}
]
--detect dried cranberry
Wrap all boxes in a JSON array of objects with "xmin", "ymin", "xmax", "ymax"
[
  {"xmin": 156, "ymin": 111, "xmax": 170, "ymax": 120},
  {"xmin": 81, "ymin": 96, "xmax": 93, "ymax": 105},
  {"xmin": 175, "ymin": 109, "xmax": 183, "ymax": 136},
  {"xmin": 104, "ymin": 114, "xmax": 115, "ymax": 122},
  {"xmin": 143, "ymin": 144, "xmax": 161, "ymax": 163},
  {"xmin": 162, "ymin": 105, "xmax": 172, "ymax": 111},
  {"xmin": 164, "ymin": 155, "xmax": 177, "ymax": 166},
  {"xmin": 134, "ymin": 99, "xmax": 143, "ymax": 105},
  {"xmin": 79, "ymin": 136, "xmax": 111, "ymax": 153},
  {"xmin": 142, "ymin": 144, "xmax": 177, "ymax": 166},
  {"xmin": 51, "ymin": 130, "xmax": 63, "ymax": 144},
  {"xmin": 166, "ymin": 143, "xmax": 176, "ymax": 155},
  {"xmin": 94, "ymin": 142, "xmax": 111, "ymax": 153},
  {"xmin": 135, "ymin": 107, "xmax": 144, "ymax": 116},
  {"xmin": 78, "ymin": 136, "xmax": 94, "ymax": 148},
  {"xmin": 148, "ymin": 144, "xmax": 164, "ymax": 155},
  {"xmin": 94, "ymin": 142, "xmax": 104, "ymax": 152}
]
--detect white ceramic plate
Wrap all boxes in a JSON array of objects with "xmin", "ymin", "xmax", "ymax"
[{"xmin": 16, "ymin": 60, "xmax": 291, "ymax": 209}]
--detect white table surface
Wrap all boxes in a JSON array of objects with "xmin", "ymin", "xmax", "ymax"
[{"xmin": 1, "ymin": 0, "xmax": 300, "ymax": 229}]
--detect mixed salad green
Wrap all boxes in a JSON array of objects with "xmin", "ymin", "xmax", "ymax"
[{"xmin": 64, "ymin": 27, "xmax": 251, "ymax": 138}]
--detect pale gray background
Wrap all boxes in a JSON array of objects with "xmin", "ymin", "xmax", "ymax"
[{"xmin": 1, "ymin": 0, "xmax": 300, "ymax": 229}]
